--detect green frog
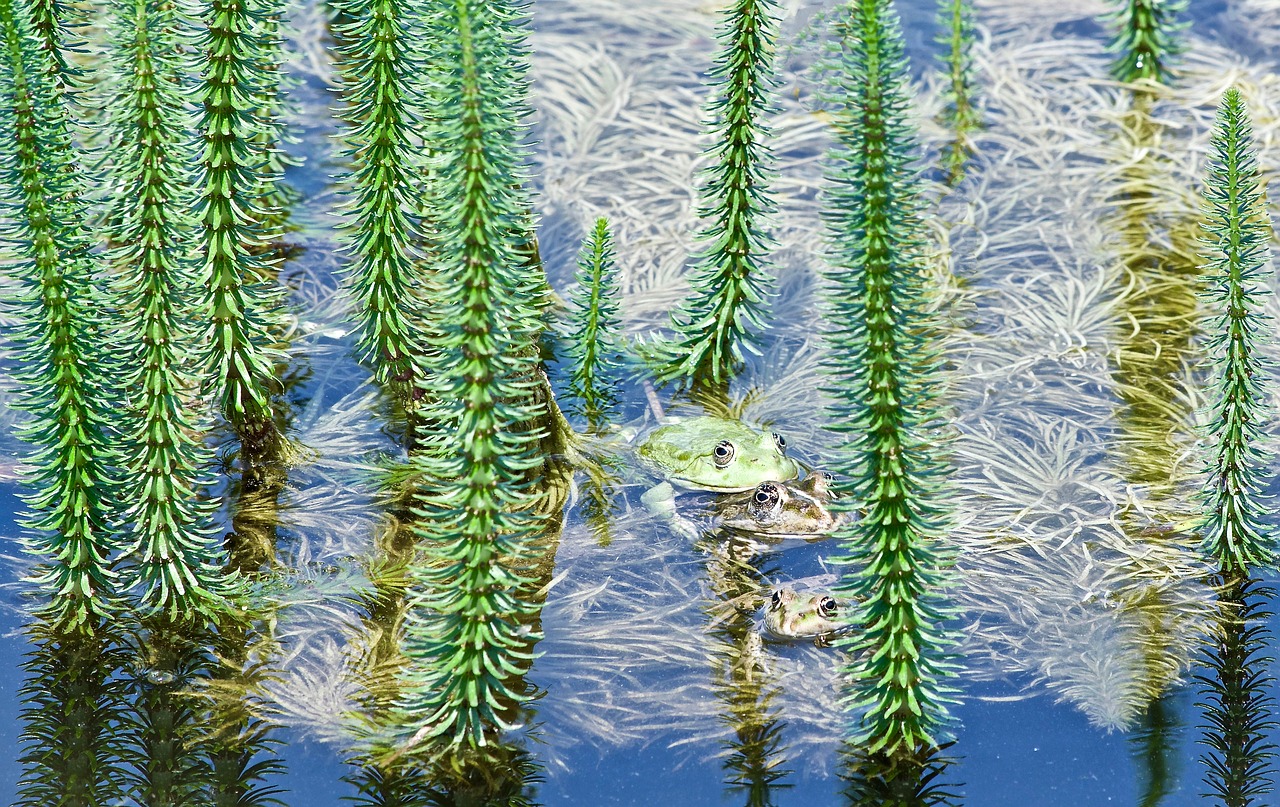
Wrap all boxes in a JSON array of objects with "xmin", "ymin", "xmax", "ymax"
[
  {"xmin": 713, "ymin": 473, "xmax": 844, "ymax": 538},
  {"xmin": 762, "ymin": 586, "xmax": 847, "ymax": 641},
  {"xmin": 634, "ymin": 416, "xmax": 799, "ymax": 538}
]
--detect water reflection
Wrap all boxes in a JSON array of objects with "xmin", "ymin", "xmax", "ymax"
[
  {"xmin": 1197, "ymin": 574, "xmax": 1278, "ymax": 806},
  {"xmin": 702, "ymin": 532, "xmax": 794, "ymax": 805},
  {"xmin": 14, "ymin": 608, "xmax": 287, "ymax": 807},
  {"xmin": 17, "ymin": 622, "xmax": 131, "ymax": 805},
  {"xmin": 839, "ymin": 743, "xmax": 959, "ymax": 807}
]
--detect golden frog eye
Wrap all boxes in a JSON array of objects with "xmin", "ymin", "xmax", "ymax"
[
  {"xmin": 712, "ymin": 440, "xmax": 735, "ymax": 468},
  {"xmin": 818, "ymin": 597, "xmax": 838, "ymax": 618}
]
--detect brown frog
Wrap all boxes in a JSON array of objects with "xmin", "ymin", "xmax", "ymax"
[{"xmin": 713, "ymin": 473, "xmax": 845, "ymax": 538}]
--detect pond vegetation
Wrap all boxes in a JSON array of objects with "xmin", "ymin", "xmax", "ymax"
[{"xmin": 2, "ymin": 0, "xmax": 1280, "ymax": 804}]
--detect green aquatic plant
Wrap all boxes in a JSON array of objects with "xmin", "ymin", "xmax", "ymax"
[
  {"xmin": 244, "ymin": 0, "xmax": 298, "ymax": 244},
  {"xmin": 1196, "ymin": 575, "xmax": 1277, "ymax": 807},
  {"xmin": 333, "ymin": 0, "xmax": 430, "ymax": 399},
  {"xmin": 935, "ymin": 0, "xmax": 980, "ymax": 184},
  {"xmin": 196, "ymin": 0, "xmax": 284, "ymax": 462},
  {"xmin": 0, "ymin": 0, "xmax": 122, "ymax": 631},
  {"xmin": 655, "ymin": 0, "xmax": 779, "ymax": 390},
  {"xmin": 564, "ymin": 217, "xmax": 624, "ymax": 432},
  {"xmin": 1103, "ymin": 0, "xmax": 1186, "ymax": 84},
  {"xmin": 1197, "ymin": 87, "xmax": 1276, "ymax": 573},
  {"xmin": 99, "ymin": 0, "xmax": 234, "ymax": 621},
  {"xmin": 395, "ymin": 0, "xmax": 548, "ymax": 748},
  {"xmin": 820, "ymin": 0, "xmax": 957, "ymax": 756}
]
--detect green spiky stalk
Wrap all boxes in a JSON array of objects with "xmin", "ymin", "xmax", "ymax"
[
  {"xmin": 565, "ymin": 217, "xmax": 624, "ymax": 432},
  {"xmin": 935, "ymin": 0, "xmax": 980, "ymax": 184},
  {"xmin": 100, "ymin": 0, "xmax": 234, "ymax": 621},
  {"xmin": 1104, "ymin": 0, "xmax": 1186, "ymax": 84},
  {"xmin": 1196, "ymin": 575, "xmax": 1278, "ymax": 807},
  {"xmin": 655, "ymin": 0, "xmax": 778, "ymax": 389},
  {"xmin": 820, "ymin": 0, "xmax": 957, "ymax": 756},
  {"xmin": 395, "ymin": 0, "xmax": 547, "ymax": 748},
  {"xmin": 1197, "ymin": 88, "xmax": 1276, "ymax": 573},
  {"xmin": 0, "ymin": 0, "xmax": 121, "ymax": 631},
  {"xmin": 333, "ymin": 0, "xmax": 430, "ymax": 395},
  {"xmin": 196, "ymin": 0, "xmax": 281, "ymax": 450},
  {"xmin": 244, "ymin": 0, "xmax": 298, "ymax": 245}
]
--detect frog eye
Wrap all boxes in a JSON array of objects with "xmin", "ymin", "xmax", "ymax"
[
  {"xmin": 751, "ymin": 482, "xmax": 782, "ymax": 516},
  {"xmin": 770, "ymin": 590, "xmax": 782, "ymax": 610},
  {"xmin": 818, "ymin": 597, "xmax": 838, "ymax": 618},
  {"xmin": 753, "ymin": 483, "xmax": 779, "ymax": 504},
  {"xmin": 772, "ymin": 433, "xmax": 787, "ymax": 452},
  {"xmin": 713, "ymin": 440, "xmax": 736, "ymax": 468}
]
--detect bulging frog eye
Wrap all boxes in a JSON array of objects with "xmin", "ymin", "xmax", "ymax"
[
  {"xmin": 772, "ymin": 433, "xmax": 787, "ymax": 452},
  {"xmin": 747, "ymin": 486, "xmax": 778, "ymax": 507},
  {"xmin": 713, "ymin": 440, "xmax": 736, "ymax": 468},
  {"xmin": 818, "ymin": 597, "xmax": 838, "ymax": 618},
  {"xmin": 750, "ymin": 482, "xmax": 782, "ymax": 517},
  {"xmin": 770, "ymin": 590, "xmax": 782, "ymax": 610}
]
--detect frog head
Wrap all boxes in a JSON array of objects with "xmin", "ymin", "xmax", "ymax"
[
  {"xmin": 637, "ymin": 416, "xmax": 799, "ymax": 492},
  {"xmin": 762, "ymin": 587, "xmax": 844, "ymax": 640},
  {"xmin": 715, "ymin": 473, "xmax": 845, "ymax": 537}
]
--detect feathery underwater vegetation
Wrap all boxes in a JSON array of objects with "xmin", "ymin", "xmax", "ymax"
[{"xmin": 1, "ymin": 0, "xmax": 1280, "ymax": 803}]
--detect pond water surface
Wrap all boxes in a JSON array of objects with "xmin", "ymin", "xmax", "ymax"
[{"xmin": 5, "ymin": 0, "xmax": 1280, "ymax": 805}]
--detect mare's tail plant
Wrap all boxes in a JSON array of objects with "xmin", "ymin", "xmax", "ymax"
[
  {"xmin": 565, "ymin": 217, "xmax": 624, "ymax": 433},
  {"xmin": 196, "ymin": 0, "xmax": 285, "ymax": 467},
  {"xmin": 1197, "ymin": 88, "xmax": 1276, "ymax": 573},
  {"xmin": 1103, "ymin": 0, "xmax": 1187, "ymax": 84},
  {"xmin": 333, "ymin": 0, "xmax": 430, "ymax": 406},
  {"xmin": 0, "ymin": 0, "xmax": 121, "ymax": 631},
  {"xmin": 820, "ymin": 0, "xmax": 957, "ymax": 756},
  {"xmin": 395, "ymin": 0, "xmax": 549, "ymax": 748},
  {"xmin": 935, "ymin": 0, "xmax": 980, "ymax": 184},
  {"xmin": 99, "ymin": 0, "xmax": 234, "ymax": 621},
  {"xmin": 655, "ymin": 0, "xmax": 779, "ymax": 391}
]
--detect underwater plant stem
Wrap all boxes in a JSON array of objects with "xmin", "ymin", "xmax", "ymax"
[{"xmin": 935, "ymin": 0, "xmax": 980, "ymax": 184}]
